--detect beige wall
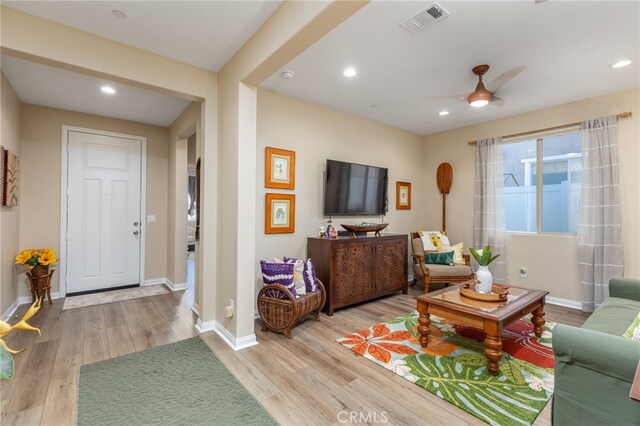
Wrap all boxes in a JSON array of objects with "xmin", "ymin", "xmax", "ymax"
[
  {"xmin": 0, "ymin": 71, "xmax": 21, "ymax": 314},
  {"xmin": 188, "ymin": 134, "xmax": 196, "ymax": 166},
  {"xmin": 167, "ymin": 102, "xmax": 200, "ymax": 294},
  {"xmin": 217, "ymin": 0, "xmax": 367, "ymax": 339},
  {"xmin": 2, "ymin": 5, "xmax": 219, "ymax": 324},
  {"xmin": 256, "ymin": 89, "xmax": 425, "ymax": 288},
  {"xmin": 422, "ymin": 88, "xmax": 640, "ymax": 302},
  {"xmin": 18, "ymin": 104, "xmax": 170, "ymax": 297}
]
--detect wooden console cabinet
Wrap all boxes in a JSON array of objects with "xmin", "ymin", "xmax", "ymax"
[{"xmin": 307, "ymin": 234, "xmax": 408, "ymax": 316}]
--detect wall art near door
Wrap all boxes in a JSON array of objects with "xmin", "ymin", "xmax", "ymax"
[
  {"xmin": 3, "ymin": 149, "xmax": 19, "ymax": 207},
  {"xmin": 265, "ymin": 193, "xmax": 295, "ymax": 234},
  {"xmin": 0, "ymin": 145, "xmax": 5, "ymax": 205},
  {"xmin": 265, "ymin": 147, "xmax": 295, "ymax": 190},
  {"xmin": 396, "ymin": 181, "xmax": 411, "ymax": 210}
]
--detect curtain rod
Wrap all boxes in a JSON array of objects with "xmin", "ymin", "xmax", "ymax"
[{"xmin": 467, "ymin": 111, "xmax": 632, "ymax": 145}]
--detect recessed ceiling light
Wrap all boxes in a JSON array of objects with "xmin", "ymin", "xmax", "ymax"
[
  {"xmin": 438, "ymin": 110, "xmax": 449, "ymax": 116},
  {"xmin": 343, "ymin": 67, "xmax": 357, "ymax": 78},
  {"xmin": 112, "ymin": 9, "xmax": 127, "ymax": 19},
  {"xmin": 370, "ymin": 104, "xmax": 378, "ymax": 109},
  {"xmin": 609, "ymin": 59, "xmax": 632, "ymax": 69},
  {"xmin": 101, "ymin": 86, "xmax": 116, "ymax": 94}
]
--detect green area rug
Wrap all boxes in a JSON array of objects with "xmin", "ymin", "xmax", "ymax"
[
  {"xmin": 77, "ymin": 337, "xmax": 276, "ymax": 426},
  {"xmin": 337, "ymin": 311, "xmax": 555, "ymax": 426}
]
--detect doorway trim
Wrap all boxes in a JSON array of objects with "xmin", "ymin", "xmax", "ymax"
[{"xmin": 59, "ymin": 125, "xmax": 147, "ymax": 297}]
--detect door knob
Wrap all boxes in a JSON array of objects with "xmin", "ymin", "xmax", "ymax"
[
  {"xmin": 133, "ymin": 221, "xmax": 139, "ymax": 227},
  {"xmin": 133, "ymin": 230, "xmax": 139, "ymax": 236}
]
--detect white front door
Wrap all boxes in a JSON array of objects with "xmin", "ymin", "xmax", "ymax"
[{"xmin": 66, "ymin": 130, "xmax": 142, "ymax": 294}]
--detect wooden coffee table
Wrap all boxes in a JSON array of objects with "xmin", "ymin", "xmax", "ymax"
[{"xmin": 415, "ymin": 283, "xmax": 548, "ymax": 376}]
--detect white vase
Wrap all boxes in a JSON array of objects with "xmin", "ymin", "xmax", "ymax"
[{"xmin": 475, "ymin": 265, "xmax": 493, "ymax": 292}]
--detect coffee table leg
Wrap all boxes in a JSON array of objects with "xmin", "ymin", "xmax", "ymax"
[
  {"xmin": 484, "ymin": 334, "xmax": 503, "ymax": 376},
  {"xmin": 417, "ymin": 301, "xmax": 431, "ymax": 347},
  {"xmin": 532, "ymin": 303, "xmax": 546, "ymax": 338}
]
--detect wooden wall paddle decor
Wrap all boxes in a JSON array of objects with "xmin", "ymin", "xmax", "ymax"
[{"xmin": 436, "ymin": 163, "xmax": 453, "ymax": 232}]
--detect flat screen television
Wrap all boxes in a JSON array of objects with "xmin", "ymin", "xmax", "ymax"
[{"xmin": 323, "ymin": 159, "xmax": 388, "ymax": 216}]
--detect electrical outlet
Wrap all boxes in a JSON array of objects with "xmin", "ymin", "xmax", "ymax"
[
  {"xmin": 224, "ymin": 299, "xmax": 234, "ymax": 318},
  {"xmin": 520, "ymin": 267, "xmax": 528, "ymax": 278}
]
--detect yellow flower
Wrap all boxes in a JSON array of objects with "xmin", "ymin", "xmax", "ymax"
[
  {"xmin": 15, "ymin": 250, "xmax": 32, "ymax": 265},
  {"xmin": 39, "ymin": 252, "xmax": 57, "ymax": 266}
]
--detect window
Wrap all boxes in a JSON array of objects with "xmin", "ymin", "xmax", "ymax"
[{"xmin": 502, "ymin": 131, "xmax": 582, "ymax": 234}]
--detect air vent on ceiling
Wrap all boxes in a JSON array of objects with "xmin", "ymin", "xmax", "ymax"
[{"xmin": 400, "ymin": 2, "xmax": 449, "ymax": 33}]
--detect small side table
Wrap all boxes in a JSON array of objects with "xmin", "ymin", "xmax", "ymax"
[{"xmin": 26, "ymin": 270, "xmax": 54, "ymax": 305}]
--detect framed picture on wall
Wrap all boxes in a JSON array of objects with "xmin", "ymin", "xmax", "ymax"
[
  {"xmin": 265, "ymin": 193, "xmax": 295, "ymax": 234},
  {"xmin": 0, "ymin": 145, "xmax": 5, "ymax": 205},
  {"xmin": 3, "ymin": 149, "xmax": 19, "ymax": 207},
  {"xmin": 265, "ymin": 147, "xmax": 295, "ymax": 190},
  {"xmin": 396, "ymin": 181, "xmax": 411, "ymax": 210}
]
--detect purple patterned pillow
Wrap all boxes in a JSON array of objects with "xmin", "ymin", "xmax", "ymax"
[
  {"xmin": 260, "ymin": 261, "xmax": 297, "ymax": 297},
  {"xmin": 284, "ymin": 257, "xmax": 318, "ymax": 292}
]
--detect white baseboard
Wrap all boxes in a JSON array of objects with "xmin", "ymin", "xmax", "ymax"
[
  {"xmin": 1, "ymin": 299, "xmax": 20, "ymax": 321},
  {"xmin": 2, "ymin": 292, "xmax": 61, "ymax": 321},
  {"xmin": 169, "ymin": 282, "xmax": 187, "ymax": 291},
  {"xmin": 163, "ymin": 278, "xmax": 187, "ymax": 292},
  {"xmin": 195, "ymin": 319, "xmax": 258, "ymax": 351},
  {"xmin": 143, "ymin": 278, "xmax": 167, "ymax": 286},
  {"xmin": 195, "ymin": 318, "xmax": 216, "ymax": 333},
  {"xmin": 546, "ymin": 296, "xmax": 582, "ymax": 310}
]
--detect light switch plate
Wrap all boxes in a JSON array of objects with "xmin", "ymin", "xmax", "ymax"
[{"xmin": 147, "ymin": 215, "xmax": 156, "ymax": 223}]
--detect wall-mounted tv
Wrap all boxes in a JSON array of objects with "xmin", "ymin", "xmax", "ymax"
[{"xmin": 323, "ymin": 159, "xmax": 388, "ymax": 216}]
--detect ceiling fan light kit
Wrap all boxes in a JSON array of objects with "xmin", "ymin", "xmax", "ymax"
[{"xmin": 467, "ymin": 64, "xmax": 492, "ymax": 107}]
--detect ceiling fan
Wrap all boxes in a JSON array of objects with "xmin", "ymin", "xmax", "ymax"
[
  {"xmin": 465, "ymin": 64, "xmax": 525, "ymax": 107},
  {"xmin": 432, "ymin": 64, "xmax": 526, "ymax": 108}
]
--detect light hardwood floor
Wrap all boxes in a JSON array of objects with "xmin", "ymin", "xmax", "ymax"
[{"xmin": 1, "ymin": 284, "xmax": 589, "ymax": 425}]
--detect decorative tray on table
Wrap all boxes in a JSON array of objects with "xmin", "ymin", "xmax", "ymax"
[
  {"xmin": 341, "ymin": 223, "xmax": 389, "ymax": 237},
  {"xmin": 459, "ymin": 281, "xmax": 510, "ymax": 302}
]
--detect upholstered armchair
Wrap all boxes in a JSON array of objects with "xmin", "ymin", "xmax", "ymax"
[{"xmin": 409, "ymin": 232, "xmax": 474, "ymax": 293}]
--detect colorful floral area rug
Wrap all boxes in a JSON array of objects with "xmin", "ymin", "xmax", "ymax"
[{"xmin": 336, "ymin": 311, "xmax": 555, "ymax": 426}]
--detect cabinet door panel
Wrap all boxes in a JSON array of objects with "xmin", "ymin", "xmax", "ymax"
[
  {"xmin": 374, "ymin": 239, "xmax": 407, "ymax": 292},
  {"xmin": 333, "ymin": 242, "xmax": 372, "ymax": 305}
]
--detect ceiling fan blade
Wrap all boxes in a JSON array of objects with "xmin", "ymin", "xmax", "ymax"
[
  {"xmin": 487, "ymin": 65, "xmax": 526, "ymax": 93},
  {"xmin": 490, "ymin": 96, "xmax": 505, "ymax": 106},
  {"xmin": 424, "ymin": 93, "xmax": 469, "ymax": 101}
]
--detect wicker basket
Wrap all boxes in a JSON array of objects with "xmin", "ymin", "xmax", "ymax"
[{"xmin": 257, "ymin": 279, "xmax": 326, "ymax": 339}]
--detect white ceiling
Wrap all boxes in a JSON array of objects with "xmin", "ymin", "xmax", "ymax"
[
  {"xmin": 1, "ymin": 54, "xmax": 191, "ymax": 127},
  {"xmin": 262, "ymin": 1, "xmax": 640, "ymax": 136},
  {"xmin": 1, "ymin": 1, "xmax": 283, "ymax": 127},
  {"xmin": 3, "ymin": 1, "xmax": 282, "ymax": 72}
]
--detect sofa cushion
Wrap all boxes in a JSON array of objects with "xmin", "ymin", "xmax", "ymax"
[
  {"xmin": 581, "ymin": 297, "xmax": 640, "ymax": 336},
  {"xmin": 425, "ymin": 264, "xmax": 472, "ymax": 277},
  {"xmin": 622, "ymin": 312, "xmax": 640, "ymax": 340}
]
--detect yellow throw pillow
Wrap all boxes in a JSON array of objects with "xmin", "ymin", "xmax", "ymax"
[{"xmin": 438, "ymin": 242, "xmax": 465, "ymax": 265}]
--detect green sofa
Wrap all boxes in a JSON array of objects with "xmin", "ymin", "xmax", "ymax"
[{"xmin": 552, "ymin": 277, "xmax": 640, "ymax": 425}]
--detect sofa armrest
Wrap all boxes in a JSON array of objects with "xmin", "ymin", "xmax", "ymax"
[
  {"xmin": 553, "ymin": 324, "xmax": 640, "ymax": 382},
  {"xmin": 609, "ymin": 277, "xmax": 640, "ymax": 302}
]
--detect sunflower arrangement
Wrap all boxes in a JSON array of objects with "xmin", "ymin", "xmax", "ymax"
[{"xmin": 15, "ymin": 248, "xmax": 58, "ymax": 269}]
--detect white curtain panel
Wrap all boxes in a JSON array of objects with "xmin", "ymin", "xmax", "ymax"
[
  {"xmin": 473, "ymin": 137, "xmax": 507, "ymax": 283},
  {"xmin": 577, "ymin": 115, "xmax": 624, "ymax": 312}
]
